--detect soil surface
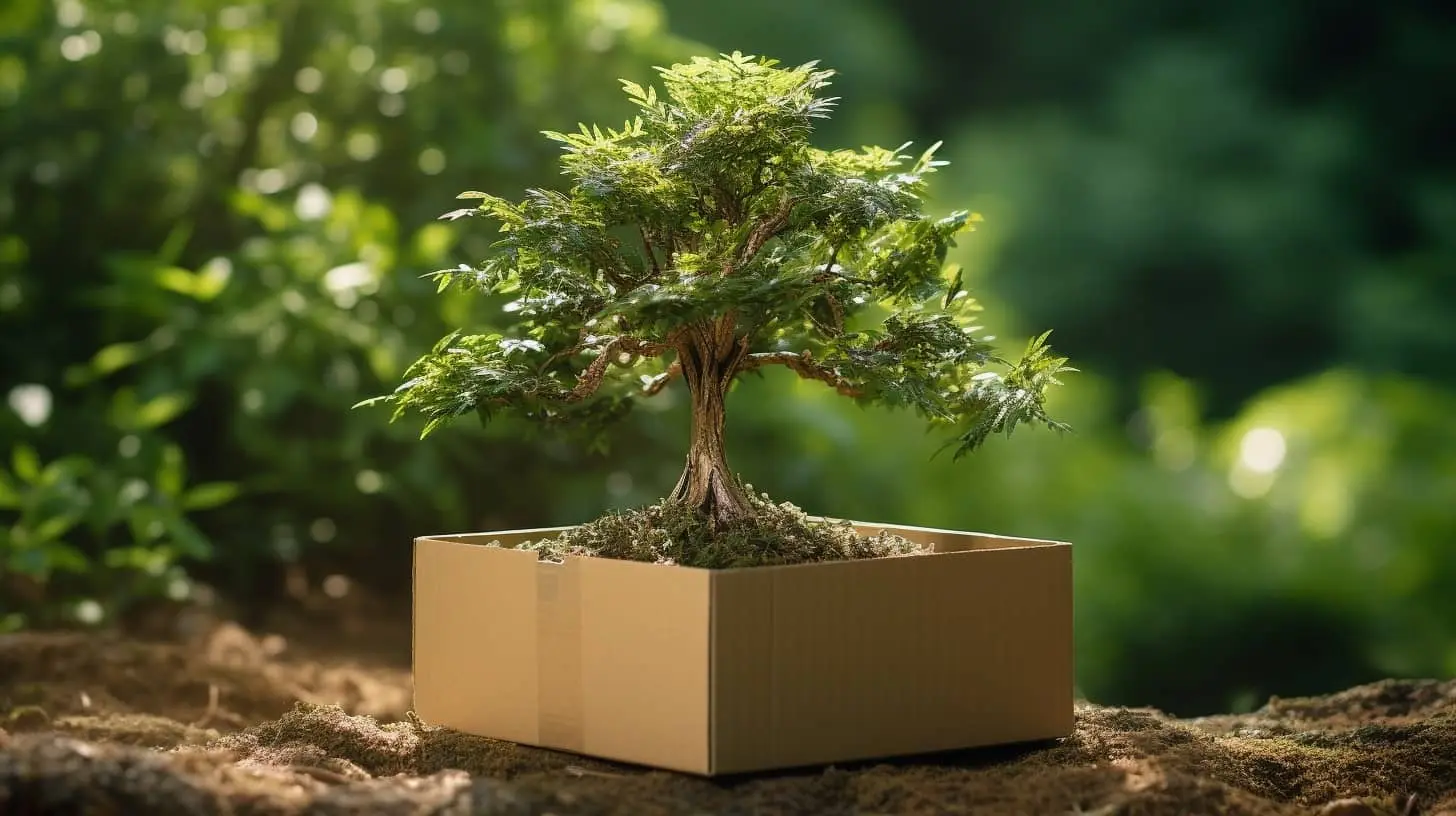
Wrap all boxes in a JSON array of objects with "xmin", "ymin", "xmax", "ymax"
[{"xmin": 1, "ymin": 601, "xmax": 1453, "ymax": 815}]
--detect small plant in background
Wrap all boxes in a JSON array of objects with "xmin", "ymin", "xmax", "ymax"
[
  {"xmin": 362, "ymin": 53, "xmax": 1073, "ymax": 562},
  {"xmin": 0, "ymin": 433, "xmax": 236, "ymax": 633}
]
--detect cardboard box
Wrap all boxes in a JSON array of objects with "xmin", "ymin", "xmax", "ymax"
[{"xmin": 412, "ymin": 521, "xmax": 1073, "ymax": 775}]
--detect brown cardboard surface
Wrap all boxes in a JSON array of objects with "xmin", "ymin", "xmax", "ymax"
[
  {"xmin": 534, "ymin": 561, "xmax": 583, "ymax": 749},
  {"xmin": 708, "ymin": 569, "xmax": 776, "ymax": 773},
  {"xmin": 413, "ymin": 521, "xmax": 1072, "ymax": 775},
  {"xmin": 576, "ymin": 557, "xmax": 711, "ymax": 772},
  {"xmin": 709, "ymin": 536, "xmax": 1073, "ymax": 773},
  {"xmin": 412, "ymin": 539, "xmax": 540, "ymax": 744}
]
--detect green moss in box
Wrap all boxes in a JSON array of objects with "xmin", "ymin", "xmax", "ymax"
[
  {"xmin": 359, "ymin": 52, "xmax": 1074, "ymax": 564},
  {"xmin": 494, "ymin": 486, "xmax": 928, "ymax": 569}
]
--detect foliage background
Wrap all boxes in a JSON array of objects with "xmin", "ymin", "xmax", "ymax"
[{"xmin": 2, "ymin": 0, "xmax": 1453, "ymax": 716}]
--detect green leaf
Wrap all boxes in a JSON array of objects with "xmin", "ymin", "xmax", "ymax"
[
  {"xmin": 37, "ymin": 457, "xmax": 83, "ymax": 487},
  {"xmin": 152, "ymin": 261, "xmax": 229, "ymax": 301},
  {"xmin": 11, "ymin": 445, "xmax": 41, "ymax": 484},
  {"xmin": 0, "ymin": 472, "xmax": 19, "ymax": 508},
  {"xmin": 32, "ymin": 514, "xmax": 78, "ymax": 543},
  {"xmin": 352, "ymin": 394, "xmax": 392, "ymax": 410},
  {"xmin": 157, "ymin": 220, "xmax": 194, "ymax": 266},
  {"xmin": 90, "ymin": 342, "xmax": 146, "ymax": 376},
  {"xmin": 104, "ymin": 546, "xmax": 149, "ymax": 569},
  {"xmin": 44, "ymin": 542, "xmax": 91, "ymax": 574},
  {"xmin": 165, "ymin": 516, "xmax": 214, "ymax": 560},
  {"xmin": 156, "ymin": 444, "xmax": 186, "ymax": 497},
  {"xmin": 155, "ymin": 265, "xmax": 201, "ymax": 297},
  {"xmin": 127, "ymin": 504, "xmax": 166, "ymax": 543},
  {"xmin": 133, "ymin": 392, "xmax": 192, "ymax": 429},
  {"xmin": 180, "ymin": 482, "xmax": 240, "ymax": 511},
  {"xmin": 943, "ymin": 265, "xmax": 965, "ymax": 309},
  {"xmin": 193, "ymin": 262, "xmax": 232, "ymax": 301}
]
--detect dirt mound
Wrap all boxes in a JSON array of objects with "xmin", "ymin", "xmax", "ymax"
[
  {"xmin": 0, "ymin": 622, "xmax": 411, "ymax": 742},
  {"xmin": 4, "ymin": 693, "xmax": 1456, "ymax": 814},
  {"xmin": 1190, "ymin": 679, "xmax": 1456, "ymax": 734},
  {"xmin": 2, "ymin": 624, "xmax": 1453, "ymax": 815}
]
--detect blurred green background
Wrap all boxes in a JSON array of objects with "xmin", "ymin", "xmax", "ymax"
[{"xmin": 2, "ymin": 0, "xmax": 1453, "ymax": 717}]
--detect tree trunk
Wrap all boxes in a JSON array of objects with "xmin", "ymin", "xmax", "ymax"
[{"xmin": 668, "ymin": 339, "xmax": 753, "ymax": 527}]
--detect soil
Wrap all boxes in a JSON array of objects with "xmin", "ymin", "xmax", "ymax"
[
  {"xmin": 2, "ymin": 597, "xmax": 1453, "ymax": 815},
  {"xmin": 502, "ymin": 490, "xmax": 927, "ymax": 569}
]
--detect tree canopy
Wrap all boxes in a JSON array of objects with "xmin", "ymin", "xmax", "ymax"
[{"xmin": 363, "ymin": 52, "xmax": 1072, "ymax": 521}]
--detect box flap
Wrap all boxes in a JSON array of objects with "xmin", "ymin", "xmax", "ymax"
[{"xmin": 841, "ymin": 520, "xmax": 1069, "ymax": 553}]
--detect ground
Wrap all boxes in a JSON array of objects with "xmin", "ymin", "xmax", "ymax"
[{"xmin": 1, "ymin": 593, "xmax": 1453, "ymax": 815}]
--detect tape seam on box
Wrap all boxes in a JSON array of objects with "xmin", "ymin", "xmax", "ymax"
[{"xmin": 536, "ymin": 561, "xmax": 585, "ymax": 751}]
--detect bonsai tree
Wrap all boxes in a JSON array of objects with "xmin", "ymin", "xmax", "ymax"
[{"xmin": 361, "ymin": 52, "xmax": 1072, "ymax": 533}]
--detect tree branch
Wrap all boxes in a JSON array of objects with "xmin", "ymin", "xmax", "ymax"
[
  {"xmin": 558, "ymin": 334, "xmax": 673, "ymax": 402},
  {"xmin": 565, "ymin": 339, "xmax": 623, "ymax": 402},
  {"xmin": 739, "ymin": 162, "xmax": 770, "ymax": 212},
  {"xmin": 538, "ymin": 326, "xmax": 592, "ymax": 375},
  {"xmin": 808, "ymin": 294, "xmax": 846, "ymax": 337},
  {"xmin": 618, "ymin": 336, "xmax": 670, "ymax": 357},
  {"xmin": 730, "ymin": 195, "xmax": 795, "ymax": 272},
  {"xmin": 639, "ymin": 226, "xmax": 661, "ymax": 276},
  {"xmin": 736, "ymin": 350, "xmax": 862, "ymax": 397},
  {"xmin": 821, "ymin": 243, "xmax": 840, "ymax": 277},
  {"xmin": 642, "ymin": 360, "xmax": 682, "ymax": 396}
]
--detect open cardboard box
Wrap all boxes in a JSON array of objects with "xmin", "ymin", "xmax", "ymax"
[{"xmin": 412, "ymin": 520, "xmax": 1073, "ymax": 775}]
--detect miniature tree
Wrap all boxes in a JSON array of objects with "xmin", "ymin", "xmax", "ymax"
[{"xmin": 361, "ymin": 53, "xmax": 1072, "ymax": 530}]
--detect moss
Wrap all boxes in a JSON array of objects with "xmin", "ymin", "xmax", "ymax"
[{"xmin": 495, "ymin": 485, "xmax": 929, "ymax": 569}]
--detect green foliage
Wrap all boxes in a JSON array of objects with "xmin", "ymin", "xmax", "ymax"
[
  {"xmin": 0, "ymin": 433, "xmax": 232, "ymax": 632},
  {"xmin": 925, "ymin": 32, "xmax": 1456, "ymax": 419},
  {"xmin": 366, "ymin": 52, "xmax": 1073, "ymax": 469},
  {"xmin": 951, "ymin": 331, "xmax": 1073, "ymax": 455},
  {"xmin": 0, "ymin": 0, "xmax": 699, "ymax": 626}
]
